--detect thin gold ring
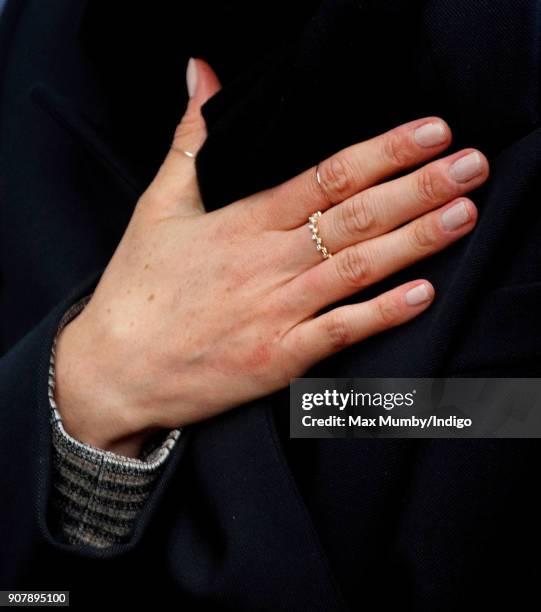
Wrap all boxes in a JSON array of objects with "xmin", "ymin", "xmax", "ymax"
[
  {"xmin": 315, "ymin": 162, "xmax": 331, "ymax": 203},
  {"xmin": 315, "ymin": 164, "xmax": 323, "ymax": 188},
  {"xmin": 170, "ymin": 145, "xmax": 196, "ymax": 159}
]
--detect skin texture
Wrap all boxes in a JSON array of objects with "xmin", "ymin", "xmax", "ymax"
[{"xmin": 54, "ymin": 59, "xmax": 489, "ymax": 457}]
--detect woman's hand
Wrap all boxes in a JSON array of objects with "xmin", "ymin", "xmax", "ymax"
[{"xmin": 55, "ymin": 59, "xmax": 489, "ymax": 456}]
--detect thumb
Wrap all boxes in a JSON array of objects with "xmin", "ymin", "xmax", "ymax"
[
  {"xmin": 173, "ymin": 57, "xmax": 222, "ymax": 155},
  {"xmin": 147, "ymin": 58, "xmax": 222, "ymax": 214}
]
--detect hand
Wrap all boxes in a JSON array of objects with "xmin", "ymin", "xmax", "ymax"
[{"xmin": 54, "ymin": 58, "xmax": 489, "ymax": 456}]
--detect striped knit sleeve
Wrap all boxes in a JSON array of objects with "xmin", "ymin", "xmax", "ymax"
[{"xmin": 48, "ymin": 297, "xmax": 181, "ymax": 548}]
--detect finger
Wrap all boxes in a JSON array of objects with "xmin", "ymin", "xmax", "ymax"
[
  {"xmin": 145, "ymin": 58, "xmax": 222, "ymax": 214},
  {"xmin": 284, "ymin": 280, "xmax": 435, "ymax": 366},
  {"xmin": 282, "ymin": 198, "xmax": 477, "ymax": 315},
  {"xmin": 257, "ymin": 117, "xmax": 452, "ymax": 229},
  {"xmin": 312, "ymin": 148, "xmax": 488, "ymax": 256}
]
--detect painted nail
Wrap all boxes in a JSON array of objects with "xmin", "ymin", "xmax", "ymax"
[
  {"xmin": 414, "ymin": 122, "xmax": 448, "ymax": 147},
  {"xmin": 441, "ymin": 200, "xmax": 471, "ymax": 231},
  {"xmin": 405, "ymin": 283, "xmax": 432, "ymax": 306},
  {"xmin": 449, "ymin": 152, "xmax": 483, "ymax": 183},
  {"xmin": 186, "ymin": 58, "xmax": 197, "ymax": 98}
]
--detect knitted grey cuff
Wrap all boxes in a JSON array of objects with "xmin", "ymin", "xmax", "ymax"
[{"xmin": 48, "ymin": 296, "xmax": 181, "ymax": 548}]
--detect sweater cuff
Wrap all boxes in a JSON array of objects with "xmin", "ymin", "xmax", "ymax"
[{"xmin": 48, "ymin": 296, "xmax": 181, "ymax": 548}]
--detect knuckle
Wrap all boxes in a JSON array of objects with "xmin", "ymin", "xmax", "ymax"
[
  {"xmin": 318, "ymin": 154, "xmax": 354, "ymax": 202},
  {"xmin": 410, "ymin": 218, "xmax": 438, "ymax": 251},
  {"xmin": 375, "ymin": 297, "xmax": 402, "ymax": 327},
  {"xmin": 173, "ymin": 113, "xmax": 199, "ymax": 142},
  {"xmin": 416, "ymin": 168, "xmax": 444, "ymax": 204},
  {"xmin": 237, "ymin": 197, "xmax": 265, "ymax": 232},
  {"xmin": 325, "ymin": 312, "xmax": 353, "ymax": 350},
  {"xmin": 336, "ymin": 246, "xmax": 371, "ymax": 289},
  {"xmin": 339, "ymin": 194, "xmax": 377, "ymax": 237},
  {"xmin": 382, "ymin": 130, "xmax": 412, "ymax": 167}
]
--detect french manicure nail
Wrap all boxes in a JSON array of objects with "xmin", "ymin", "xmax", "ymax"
[
  {"xmin": 441, "ymin": 200, "xmax": 471, "ymax": 231},
  {"xmin": 405, "ymin": 283, "xmax": 432, "ymax": 306},
  {"xmin": 186, "ymin": 58, "xmax": 197, "ymax": 98},
  {"xmin": 449, "ymin": 152, "xmax": 483, "ymax": 183},
  {"xmin": 414, "ymin": 122, "xmax": 448, "ymax": 148}
]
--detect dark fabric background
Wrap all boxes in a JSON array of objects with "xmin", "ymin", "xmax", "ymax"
[{"xmin": 1, "ymin": 0, "xmax": 541, "ymax": 610}]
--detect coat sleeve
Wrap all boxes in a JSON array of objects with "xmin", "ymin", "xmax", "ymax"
[
  {"xmin": 48, "ymin": 294, "xmax": 181, "ymax": 549},
  {"xmin": 0, "ymin": 273, "xmax": 190, "ymax": 585}
]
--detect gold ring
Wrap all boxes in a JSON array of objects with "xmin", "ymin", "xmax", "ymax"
[
  {"xmin": 308, "ymin": 211, "xmax": 333, "ymax": 260},
  {"xmin": 170, "ymin": 145, "xmax": 196, "ymax": 159},
  {"xmin": 315, "ymin": 162, "xmax": 331, "ymax": 203}
]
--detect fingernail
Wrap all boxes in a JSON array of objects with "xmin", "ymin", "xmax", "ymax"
[
  {"xmin": 414, "ymin": 122, "xmax": 448, "ymax": 148},
  {"xmin": 441, "ymin": 200, "xmax": 471, "ymax": 231},
  {"xmin": 449, "ymin": 152, "xmax": 483, "ymax": 183},
  {"xmin": 186, "ymin": 58, "xmax": 197, "ymax": 98},
  {"xmin": 405, "ymin": 283, "xmax": 432, "ymax": 306}
]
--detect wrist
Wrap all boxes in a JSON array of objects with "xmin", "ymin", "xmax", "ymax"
[{"xmin": 53, "ymin": 310, "xmax": 158, "ymax": 458}]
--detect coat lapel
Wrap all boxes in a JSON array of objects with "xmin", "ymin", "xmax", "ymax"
[{"xmin": 30, "ymin": 83, "xmax": 145, "ymax": 200}]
